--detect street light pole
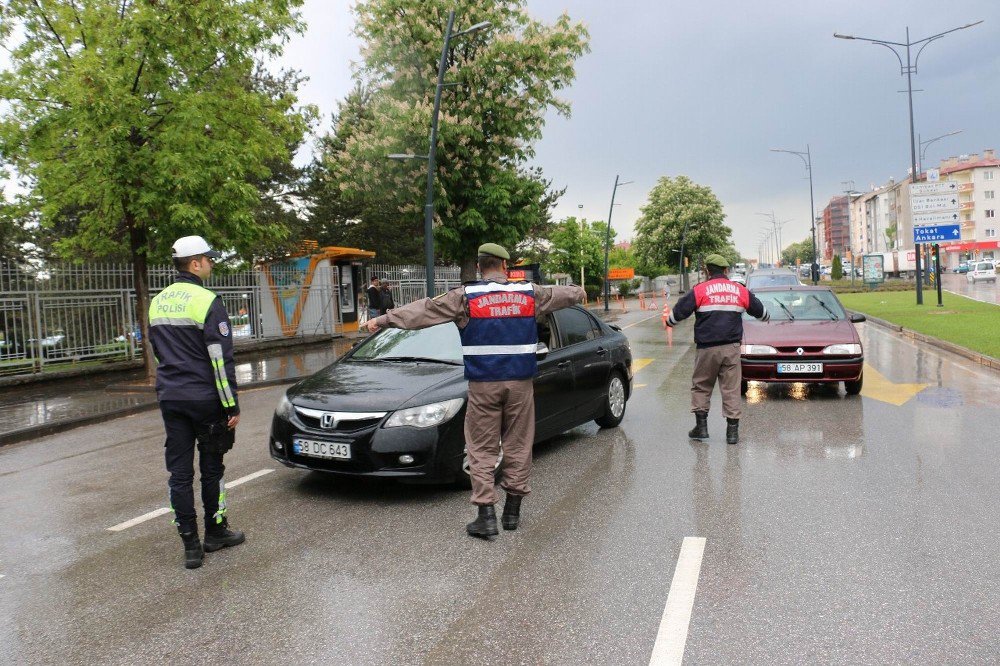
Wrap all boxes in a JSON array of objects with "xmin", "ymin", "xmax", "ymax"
[
  {"xmin": 919, "ymin": 129, "xmax": 963, "ymax": 174},
  {"xmin": 835, "ymin": 21, "xmax": 982, "ymax": 306},
  {"xmin": 604, "ymin": 175, "xmax": 632, "ymax": 311},
  {"xmin": 388, "ymin": 12, "xmax": 491, "ymax": 298},
  {"xmin": 771, "ymin": 146, "xmax": 818, "ymax": 284}
]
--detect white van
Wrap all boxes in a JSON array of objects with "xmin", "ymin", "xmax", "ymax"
[{"xmin": 967, "ymin": 261, "xmax": 997, "ymax": 284}]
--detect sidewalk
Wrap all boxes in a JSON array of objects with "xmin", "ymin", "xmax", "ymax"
[{"xmin": 0, "ymin": 338, "xmax": 356, "ymax": 447}]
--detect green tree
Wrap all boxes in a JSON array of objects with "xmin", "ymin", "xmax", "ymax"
[
  {"xmin": 544, "ymin": 217, "xmax": 607, "ymax": 289},
  {"xmin": 781, "ymin": 238, "xmax": 816, "ymax": 266},
  {"xmin": 335, "ymin": 0, "xmax": 590, "ymax": 280},
  {"xmin": 633, "ymin": 176, "xmax": 733, "ymax": 286},
  {"xmin": 832, "ymin": 255, "xmax": 843, "ymax": 280},
  {"xmin": 0, "ymin": 0, "xmax": 313, "ymax": 376}
]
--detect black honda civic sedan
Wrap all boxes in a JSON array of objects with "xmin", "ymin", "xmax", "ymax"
[{"xmin": 269, "ymin": 305, "xmax": 633, "ymax": 486}]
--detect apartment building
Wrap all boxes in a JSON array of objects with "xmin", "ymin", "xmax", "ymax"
[
  {"xmin": 933, "ymin": 150, "xmax": 1000, "ymax": 266},
  {"xmin": 820, "ymin": 196, "xmax": 851, "ymax": 260}
]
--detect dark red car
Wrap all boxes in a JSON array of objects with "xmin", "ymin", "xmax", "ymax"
[{"xmin": 740, "ymin": 286, "xmax": 866, "ymax": 395}]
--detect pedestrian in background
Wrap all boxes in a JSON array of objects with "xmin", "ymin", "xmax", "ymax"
[
  {"xmin": 148, "ymin": 236, "xmax": 245, "ymax": 569},
  {"xmin": 366, "ymin": 275, "xmax": 382, "ymax": 321},
  {"xmin": 366, "ymin": 243, "xmax": 584, "ymax": 538},
  {"xmin": 379, "ymin": 281, "xmax": 396, "ymax": 315},
  {"xmin": 666, "ymin": 254, "xmax": 769, "ymax": 445}
]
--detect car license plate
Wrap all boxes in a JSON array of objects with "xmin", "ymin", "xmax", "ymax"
[
  {"xmin": 777, "ymin": 362, "xmax": 823, "ymax": 374},
  {"xmin": 293, "ymin": 438, "xmax": 351, "ymax": 460}
]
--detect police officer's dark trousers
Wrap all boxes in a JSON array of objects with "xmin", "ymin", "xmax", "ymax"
[{"xmin": 160, "ymin": 400, "xmax": 227, "ymax": 533}]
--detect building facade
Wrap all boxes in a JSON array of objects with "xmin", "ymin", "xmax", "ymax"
[{"xmin": 934, "ymin": 150, "xmax": 1000, "ymax": 266}]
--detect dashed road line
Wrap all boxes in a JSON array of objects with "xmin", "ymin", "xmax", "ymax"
[
  {"xmin": 225, "ymin": 468, "xmax": 275, "ymax": 489},
  {"xmin": 623, "ymin": 313, "xmax": 662, "ymax": 329},
  {"xmin": 649, "ymin": 536, "xmax": 707, "ymax": 666},
  {"xmin": 107, "ymin": 507, "xmax": 173, "ymax": 532},
  {"xmin": 106, "ymin": 468, "xmax": 275, "ymax": 532}
]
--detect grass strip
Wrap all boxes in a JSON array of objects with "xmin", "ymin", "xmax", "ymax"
[{"xmin": 839, "ymin": 290, "xmax": 1000, "ymax": 359}]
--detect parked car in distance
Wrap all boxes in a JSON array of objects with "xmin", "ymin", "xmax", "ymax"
[
  {"xmin": 746, "ymin": 268, "xmax": 802, "ymax": 290},
  {"xmin": 740, "ymin": 286, "xmax": 865, "ymax": 395},
  {"xmin": 967, "ymin": 261, "xmax": 996, "ymax": 284},
  {"xmin": 268, "ymin": 306, "xmax": 634, "ymax": 486},
  {"xmin": 955, "ymin": 262, "xmax": 970, "ymax": 273}
]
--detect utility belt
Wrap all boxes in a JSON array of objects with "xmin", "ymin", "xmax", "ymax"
[{"xmin": 195, "ymin": 418, "xmax": 236, "ymax": 454}]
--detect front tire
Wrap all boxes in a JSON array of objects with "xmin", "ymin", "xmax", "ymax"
[
  {"xmin": 740, "ymin": 380, "xmax": 749, "ymax": 395},
  {"xmin": 845, "ymin": 373, "xmax": 863, "ymax": 395},
  {"xmin": 595, "ymin": 371, "xmax": 628, "ymax": 428}
]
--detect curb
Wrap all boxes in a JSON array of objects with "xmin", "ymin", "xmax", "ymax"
[
  {"xmin": 849, "ymin": 309, "xmax": 1000, "ymax": 373},
  {"xmin": 0, "ymin": 375, "xmax": 308, "ymax": 449}
]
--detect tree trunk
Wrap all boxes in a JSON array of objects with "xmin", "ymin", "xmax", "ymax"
[
  {"xmin": 127, "ymin": 214, "xmax": 156, "ymax": 381},
  {"xmin": 460, "ymin": 257, "xmax": 478, "ymax": 283}
]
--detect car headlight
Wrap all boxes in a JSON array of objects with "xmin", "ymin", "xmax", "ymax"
[
  {"xmin": 275, "ymin": 393, "xmax": 294, "ymax": 418},
  {"xmin": 822, "ymin": 344, "xmax": 862, "ymax": 355},
  {"xmin": 384, "ymin": 398, "xmax": 465, "ymax": 429},
  {"xmin": 740, "ymin": 344, "xmax": 778, "ymax": 355}
]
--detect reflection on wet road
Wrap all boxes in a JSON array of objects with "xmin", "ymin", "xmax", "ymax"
[{"xmin": 0, "ymin": 309, "xmax": 997, "ymax": 664}]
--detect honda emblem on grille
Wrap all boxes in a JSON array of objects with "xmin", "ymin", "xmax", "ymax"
[
  {"xmin": 796, "ymin": 347, "xmax": 804, "ymax": 356},
  {"xmin": 320, "ymin": 413, "xmax": 338, "ymax": 429}
]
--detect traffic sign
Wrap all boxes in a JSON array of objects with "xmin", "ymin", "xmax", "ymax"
[
  {"xmin": 911, "ymin": 181, "xmax": 959, "ymax": 196},
  {"xmin": 913, "ymin": 224, "xmax": 961, "ymax": 243},
  {"xmin": 913, "ymin": 210, "xmax": 960, "ymax": 225},
  {"xmin": 910, "ymin": 194, "xmax": 960, "ymax": 213}
]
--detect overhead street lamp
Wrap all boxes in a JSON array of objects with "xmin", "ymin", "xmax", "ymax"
[
  {"xmin": 604, "ymin": 175, "xmax": 633, "ymax": 311},
  {"xmin": 771, "ymin": 146, "xmax": 818, "ymax": 284},
  {"xmin": 834, "ymin": 20, "xmax": 983, "ymax": 305},
  {"xmin": 387, "ymin": 11, "xmax": 491, "ymax": 298},
  {"xmin": 918, "ymin": 129, "xmax": 963, "ymax": 175}
]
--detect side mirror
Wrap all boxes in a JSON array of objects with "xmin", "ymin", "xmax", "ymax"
[
  {"xmin": 536, "ymin": 342, "xmax": 550, "ymax": 359},
  {"xmin": 849, "ymin": 313, "xmax": 866, "ymax": 323}
]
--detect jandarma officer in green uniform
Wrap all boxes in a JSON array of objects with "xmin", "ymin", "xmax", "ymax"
[{"xmin": 148, "ymin": 236, "xmax": 245, "ymax": 569}]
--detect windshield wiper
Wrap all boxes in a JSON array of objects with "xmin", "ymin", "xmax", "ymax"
[
  {"xmin": 775, "ymin": 301, "xmax": 795, "ymax": 321},
  {"xmin": 810, "ymin": 295, "xmax": 839, "ymax": 320},
  {"xmin": 374, "ymin": 356, "xmax": 463, "ymax": 365}
]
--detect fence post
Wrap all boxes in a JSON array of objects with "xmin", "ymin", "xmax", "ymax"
[{"xmin": 32, "ymin": 292, "xmax": 44, "ymax": 374}]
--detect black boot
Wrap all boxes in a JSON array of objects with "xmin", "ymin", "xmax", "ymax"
[
  {"xmin": 179, "ymin": 529, "xmax": 203, "ymax": 569},
  {"xmin": 726, "ymin": 418, "xmax": 739, "ymax": 445},
  {"xmin": 688, "ymin": 412, "xmax": 709, "ymax": 440},
  {"xmin": 501, "ymin": 494, "xmax": 522, "ymax": 531},
  {"xmin": 466, "ymin": 505, "xmax": 499, "ymax": 539},
  {"xmin": 203, "ymin": 519, "xmax": 246, "ymax": 553}
]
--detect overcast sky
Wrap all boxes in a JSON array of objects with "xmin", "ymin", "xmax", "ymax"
[{"xmin": 279, "ymin": 0, "xmax": 999, "ymax": 258}]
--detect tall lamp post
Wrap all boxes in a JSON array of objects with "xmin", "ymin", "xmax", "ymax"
[
  {"xmin": 834, "ymin": 21, "xmax": 982, "ymax": 306},
  {"xmin": 603, "ymin": 175, "xmax": 633, "ymax": 311},
  {"xmin": 388, "ymin": 11, "xmax": 491, "ymax": 298},
  {"xmin": 918, "ymin": 129, "xmax": 963, "ymax": 175},
  {"xmin": 771, "ymin": 146, "xmax": 818, "ymax": 284}
]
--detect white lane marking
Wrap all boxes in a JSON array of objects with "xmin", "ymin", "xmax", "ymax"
[
  {"xmin": 649, "ymin": 536, "xmax": 707, "ymax": 666},
  {"xmin": 106, "ymin": 469, "xmax": 275, "ymax": 532},
  {"xmin": 623, "ymin": 313, "xmax": 662, "ymax": 329},
  {"xmin": 107, "ymin": 507, "xmax": 173, "ymax": 532},
  {"xmin": 225, "ymin": 468, "xmax": 274, "ymax": 489}
]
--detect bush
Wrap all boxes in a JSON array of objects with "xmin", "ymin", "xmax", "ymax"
[
  {"xmin": 617, "ymin": 282, "xmax": 632, "ymax": 297},
  {"xmin": 585, "ymin": 284, "xmax": 602, "ymax": 301},
  {"xmin": 832, "ymin": 256, "xmax": 843, "ymax": 281}
]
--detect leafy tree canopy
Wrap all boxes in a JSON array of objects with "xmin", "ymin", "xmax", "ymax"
[
  {"xmin": 632, "ymin": 175, "xmax": 733, "ymax": 274},
  {"xmin": 333, "ymin": 0, "xmax": 590, "ymax": 278}
]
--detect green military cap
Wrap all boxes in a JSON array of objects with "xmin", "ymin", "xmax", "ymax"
[
  {"xmin": 705, "ymin": 253, "xmax": 730, "ymax": 268},
  {"xmin": 478, "ymin": 243, "xmax": 510, "ymax": 260}
]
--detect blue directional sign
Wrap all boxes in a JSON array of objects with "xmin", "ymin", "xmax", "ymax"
[{"xmin": 913, "ymin": 224, "xmax": 961, "ymax": 243}]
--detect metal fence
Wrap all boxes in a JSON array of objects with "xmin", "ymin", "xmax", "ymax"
[
  {"xmin": 0, "ymin": 261, "xmax": 463, "ymax": 378},
  {"xmin": 364, "ymin": 264, "xmax": 463, "ymax": 309},
  {"xmin": 0, "ymin": 261, "xmax": 339, "ymax": 377}
]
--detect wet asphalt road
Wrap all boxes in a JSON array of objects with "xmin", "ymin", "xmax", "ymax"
[{"xmin": 1, "ymin": 307, "xmax": 998, "ymax": 665}]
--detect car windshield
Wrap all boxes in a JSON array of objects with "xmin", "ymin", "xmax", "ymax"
[
  {"xmin": 747, "ymin": 273, "xmax": 799, "ymax": 289},
  {"xmin": 350, "ymin": 323, "xmax": 463, "ymax": 363},
  {"xmin": 747, "ymin": 290, "xmax": 847, "ymax": 321},
  {"xmin": 977, "ymin": 262, "xmax": 992, "ymax": 270}
]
